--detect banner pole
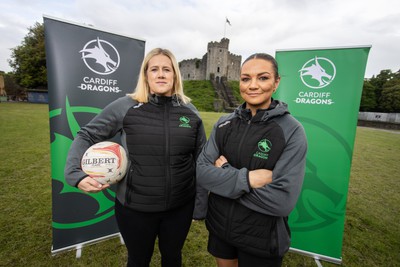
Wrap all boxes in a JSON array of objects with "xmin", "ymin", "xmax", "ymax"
[
  {"xmin": 76, "ymin": 244, "xmax": 82, "ymax": 259},
  {"xmin": 315, "ymin": 259, "xmax": 323, "ymax": 267}
]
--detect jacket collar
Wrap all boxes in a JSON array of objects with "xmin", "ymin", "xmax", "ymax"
[
  {"xmin": 149, "ymin": 94, "xmax": 182, "ymax": 107},
  {"xmin": 235, "ymin": 99, "xmax": 289, "ymax": 122}
]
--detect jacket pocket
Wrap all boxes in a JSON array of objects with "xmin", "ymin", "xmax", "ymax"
[{"xmin": 125, "ymin": 164, "xmax": 135, "ymax": 204}]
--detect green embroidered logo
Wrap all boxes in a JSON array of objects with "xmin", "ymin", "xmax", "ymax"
[
  {"xmin": 179, "ymin": 116, "xmax": 191, "ymax": 128},
  {"xmin": 253, "ymin": 139, "xmax": 272, "ymax": 159}
]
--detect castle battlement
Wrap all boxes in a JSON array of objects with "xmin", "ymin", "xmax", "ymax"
[
  {"xmin": 179, "ymin": 58, "xmax": 201, "ymax": 65},
  {"xmin": 228, "ymin": 53, "xmax": 241, "ymax": 60},
  {"xmin": 207, "ymin": 38, "xmax": 230, "ymax": 49}
]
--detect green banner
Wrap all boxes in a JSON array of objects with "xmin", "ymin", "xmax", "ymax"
[
  {"xmin": 44, "ymin": 15, "xmax": 145, "ymax": 254},
  {"xmin": 274, "ymin": 46, "xmax": 371, "ymax": 263}
]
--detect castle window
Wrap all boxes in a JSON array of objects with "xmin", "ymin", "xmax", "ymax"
[
  {"xmin": 217, "ymin": 67, "xmax": 220, "ymax": 73},
  {"xmin": 220, "ymin": 49, "xmax": 222, "ymax": 52},
  {"xmin": 188, "ymin": 74, "xmax": 190, "ymax": 78}
]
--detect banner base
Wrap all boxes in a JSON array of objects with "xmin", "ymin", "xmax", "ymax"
[
  {"xmin": 315, "ymin": 259, "xmax": 323, "ymax": 267},
  {"xmin": 289, "ymin": 247, "xmax": 342, "ymax": 265},
  {"xmin": 76, "ymin": 244, "xmax": 82, "ymax": 258},
  {"xmin": 51, "ymin": 232, "xmax": 123, "ymax": 257}
]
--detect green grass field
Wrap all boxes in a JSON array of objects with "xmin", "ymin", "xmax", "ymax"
[{"xmin": 0, "ymin": 103, "xmax": 399, "ymax": 266}]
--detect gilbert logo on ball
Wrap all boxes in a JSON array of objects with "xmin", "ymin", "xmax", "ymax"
[{"xmin": 81, "ymin": 141, "xmax": 128, "ymax": 185}]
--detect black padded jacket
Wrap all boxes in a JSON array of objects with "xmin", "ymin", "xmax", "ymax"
[
  {"xmin": 65, "ymin": 95, "xmax": 208, "ymax": 218},
  {"xmin": 197, "ymin": 100, "xmax": 307, "ymax": 256}
]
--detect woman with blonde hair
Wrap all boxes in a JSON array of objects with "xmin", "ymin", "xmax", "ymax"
[
  {"xmin": 65, "ymin": 48, "xmax": 207, "ymax": 267},
  {"xmin": 131, "ymin": 48, "xmax": 190, "ymax": 104}
]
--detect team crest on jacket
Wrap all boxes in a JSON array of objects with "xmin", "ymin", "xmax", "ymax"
[
  {"xmin": 253, "ymin": 139, "xmax": 272, "ymax": 159},
  {"xmin": 179, "ymin": 116, "xmax": 191, "ymax": 128}
]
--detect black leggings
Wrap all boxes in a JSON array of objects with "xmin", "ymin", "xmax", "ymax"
[{"xmin": 115, "ymin": 199, "xmax": 194, "ymax": 267}]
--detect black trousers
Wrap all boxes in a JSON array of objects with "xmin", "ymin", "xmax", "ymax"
[{"xmin": 115, "ymin": 199, "xmax": 195, "ymax": 267}]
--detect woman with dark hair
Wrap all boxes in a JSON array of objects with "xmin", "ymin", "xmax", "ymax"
[
  {"xmin": 65, "ymin": 48, "xmax": 207, "ymax": 267},
  {"xmin": 197, "ymin": 53, "xmax": 307, "ymax": 267}
]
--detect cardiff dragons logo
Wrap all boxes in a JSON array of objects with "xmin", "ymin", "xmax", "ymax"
[
  {"xmin": 80, "ymin": 37, "xmax": 120, "ymax": 75},
  {"xmin": 299, "ymin": 56, "xmax": 336, "ymax": 89}
]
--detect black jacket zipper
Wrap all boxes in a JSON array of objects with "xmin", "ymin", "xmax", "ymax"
[
  {"xmin": 226, "ymin": 118, "xmax": 252, "ymax": 239},
  {"xmin": 164, "ymin": 103, "xmax": 171, "ymax": 209}
]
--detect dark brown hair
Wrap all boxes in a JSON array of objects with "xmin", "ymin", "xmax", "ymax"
[{"xmin": 242, "ymin": 53, "xmax": 280, "ymax": 79}]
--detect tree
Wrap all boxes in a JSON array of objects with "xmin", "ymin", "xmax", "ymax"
[
  {"xmin": 369, "ymin": 69, "xmax": 394, "ymax": 108},
  {"xmin": 8, "ymin": 22, "xmax": 47, "ymax": 89},
  {"xmin": 360, "ymin": 81, "xmax": 377, "ymax": 111},
  {"xmin": 0, "ymin": 71, "xmax": 25, "ymax": 100},
  {"xmin": 367, "ymin": 69, "xmax": 400, "ymax": 112},
  {"xmin": 378, "ymin": 73, "xmax": 400, "ymax": 112},
  {"xmin": 379, "ymin": 85, "xmax": 400, "ymax": 112}
]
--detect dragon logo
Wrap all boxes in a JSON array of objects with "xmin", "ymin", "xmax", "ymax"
[
  {"xmin": 258, "ymin": 139, "xmax": 272, "ymax": 153},
  {"xmin": 299, "ymin": 56, "xmax": 336, "ymax": 89},
  {"xmin": 179, "ymin": 116, "xmax": 191, "ymax": 128},
  {"xmin": 80, "ymin": 37, "xmax": 120, "ymax": 75},
  {"xmin": 253, "ymin": 139, "xmax": 271, "ymax": 160}
]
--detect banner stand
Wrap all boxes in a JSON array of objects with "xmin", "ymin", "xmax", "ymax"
[
  {"xmin": 289, "ymin": 248, "xmax": 341, "ymax": 265},
  {"xmin": 74, "ymin": 233, "xmax": 124, "ymax": 258},
  {"xmin": 51, "ymin": 232, "xmax": 123, "ymax": 257},
  {"xmin": 76, "ymin": 244, "xmax": 82, "ymax": 258}
]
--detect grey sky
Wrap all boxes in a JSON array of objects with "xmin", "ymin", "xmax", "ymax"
[{"xmin": 1, "ymin": 0, "xmax": 399, "ymax": 78}]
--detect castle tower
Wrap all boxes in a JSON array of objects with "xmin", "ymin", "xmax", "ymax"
[
  {"xmin": 179, "ymin": 38, "xmax": 241, "ymax": 81},
  {"xmin": 206, "ymin": 38, "xmax": 230, "ymax": 81}
]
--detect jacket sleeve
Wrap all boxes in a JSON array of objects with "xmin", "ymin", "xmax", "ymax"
[
  {"xmin": 196, "ymin": 119, "xmax": 251, "ymax": 199},
  {"xmin": 64, "ymin": 97, "xmax": 132, "ymax": 187},
  {"xmin": 192, "ymin": 112, "xmax": 209, "ymax": 220},
  {"xmin": 238, "ymin": 120, "xmax": 307, "ymax": 216}
]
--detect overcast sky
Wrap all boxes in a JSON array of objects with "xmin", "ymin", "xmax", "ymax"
[{"xmin": 1, "ymin": 0, "xmax": 399, "ymax": 78}]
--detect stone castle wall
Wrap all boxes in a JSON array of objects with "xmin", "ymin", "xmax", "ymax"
[{"xmin": 179, "ymin": 55, "xmax": 207, "ymax": 81}]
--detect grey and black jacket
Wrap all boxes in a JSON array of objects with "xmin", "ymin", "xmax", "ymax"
[
  {"xmin": 196, "ymin": 100, "xmax": 307, "ymax": 257},
  {"xmin": 65, "ymin": 94, "xmax": 207, "ymax": 219}
]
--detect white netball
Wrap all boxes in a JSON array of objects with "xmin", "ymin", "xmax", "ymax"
[{"xmin": 81, "ymin": 141, "xmax": 128, "ymax": 185}]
